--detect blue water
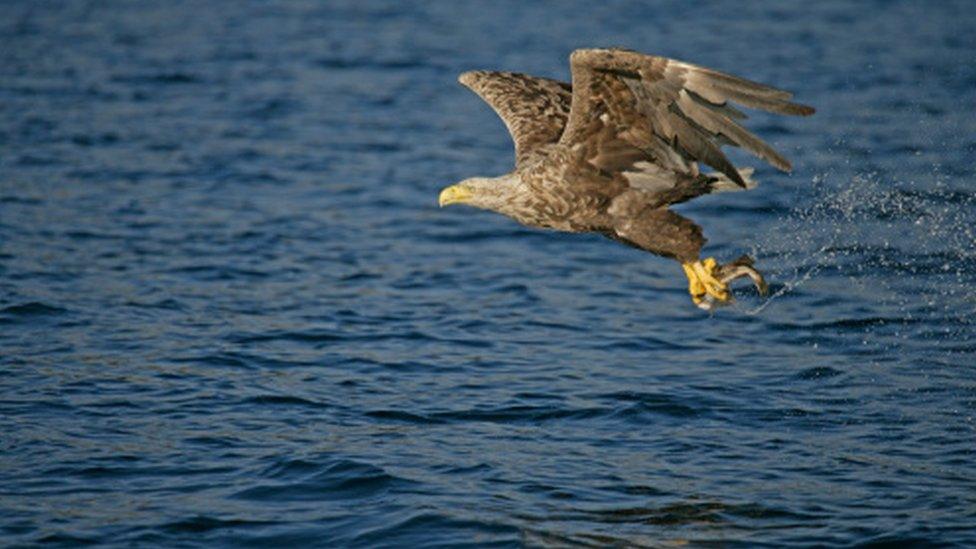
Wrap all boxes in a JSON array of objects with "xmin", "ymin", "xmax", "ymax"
[{"xmin": 2, "ymin": 1, "xmax": 975, "ymax": 546}]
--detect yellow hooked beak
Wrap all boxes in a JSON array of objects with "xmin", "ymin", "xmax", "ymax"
[{"xmin": 438, "ymin": 185, "xmax": 473, "ymax": 207}]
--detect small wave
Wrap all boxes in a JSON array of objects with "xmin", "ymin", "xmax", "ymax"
[
  {"xmin": 349, "ymin": 512, "xmax": 519, "ymax": 547},
  {"xmin": 427, "ymin": 227, "xmax": 542, "ymax": 243},
  {"xmin": 63, "ymin": 230, "xmax": 127, "ymax": 241},
  {"xmin": 328, "ymin": 141, "xmax": 404, "ymax": 153},
  {"xmin": 766, "ymin": 315, "xmax": 923, "ymax": 332},
  {"xmin": 34, "ymin": 533, "xmax": 99, "ymax": 545},
  {"xmin": 795, "ymin": 366, "xmax": 845, "ymax": 380},
  {"xmin": 165, "ymin": 265, "xmax": 269, "ymax": 280},
  {"xmin": 0, "ymin": 195, "xmax": 42, "ymax": 205},
  {"xmin": 69, "ymin": 133, "xmax": 120, "ymax": 147},
  {"xmin": 229, "ymin": 330, "xmax": 356, "ymax": 345},
  {"xmin": 124, "ymin": 298, "xmax": 184, "ymax": 311},
  {"xmin": 15, "ymin": 154, "xmax": 60, "ymax": 166},
  {"xmin": 367, "ymin": 404, "xmax": 608, "ymax": 425},
  {"xmin": 365, "ymin": 409, "xmax": 444, "ymax": 424},
  {"xmin": 233, "ymin": 458, "xmax": 407, "ymax": 502},
  {"xmin": 522, "ymin": 499, "xmax": 822, "ymax": 529},
  {"xmin": 161, "ymin": 515, "xmax": 276, "ymax": 534},
  {"xmin": 230, "ymin": 329, "xmax": 492, "ymax": 349},
  {"xmin": 245, "ymin": 99, "xmax": 297, "ymax": 120},
  {"xmin": 338, "ymin": 271, "xmax": 382, "ymax": 282},
  {"xmin": 111, "ymin": 72, "xmax": 201, "ymax": 85},
  {"xmin": 239, "ymin": 395, "xmax": 330, "ymax": 409},
  {"xmin": 805, "ymin": 316, "xmax": 923, "ymax": 330},
  {"xmin": 434, "ymin": 462, "xmax": 493, "ymax": 475},
  {"xmin": 432, "ymin": 404, "xmax": 607, "ymax": 424},
  {"xmin": 183, "ymin": 435, "xmax": 241, "ymax": 449},
  {"xmin": 601, "ymin": 391, "xmax": 711, "ymax": 419},
  {"xmin": 170, "ymin": 353, "xmax": 250, "ymax": 369},
  {"xmin": 314, "ymin": 57, "xmax": 434, "ymax": 70},
  {"xmin": 0, "ymin": 302, "xmax": 66, "ymax": 316},
  {"xmin": 594, "ymin": 335, "xmax": 693, "ymax": 352},
  {"xmin": 604, "ymin": 484, "xmax": 671, "ymax": 497},
  {"xmin": 0, "ymin": 302, "xmax": 69, "ymax": 325}
]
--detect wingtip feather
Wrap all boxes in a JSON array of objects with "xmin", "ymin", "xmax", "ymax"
[
  {"xmin": 794, "ymin": 104, "xmax": 816, "ymax": 116},
  {"xmin": 458, "ymin": 71, "xmax": 479, "ymax": 86}
]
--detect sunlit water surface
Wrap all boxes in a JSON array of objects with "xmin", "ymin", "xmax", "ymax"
[{"xmin": 1, "ymin": 1, "xmax": 975, "ymax": 546}]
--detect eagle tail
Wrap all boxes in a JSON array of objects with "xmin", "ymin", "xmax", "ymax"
[{"xmin": 708, "ymin": 167, "xmax": 757, "ymax": 193}]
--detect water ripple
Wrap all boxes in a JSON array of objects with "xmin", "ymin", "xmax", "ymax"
[
  {"xmin": 233, "ymin": 458, "xmax": 408, "ymax": 502},
  {"xmin": 1, "ymin": 1, "xmax": 974, "ymax": 547}
]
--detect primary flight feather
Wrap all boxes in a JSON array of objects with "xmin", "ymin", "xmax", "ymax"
[{"xmin": 439, "ymin": 48, "xmax": 814, "ymax": 309}]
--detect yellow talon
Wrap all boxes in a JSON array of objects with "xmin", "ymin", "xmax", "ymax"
[
  {"xmin": 682, "ymin": 262, "xmax": 706, "ymax": 305},
  {"xmin": 682, "ymin": 257, "xmax": 731, "ymax": 308}
]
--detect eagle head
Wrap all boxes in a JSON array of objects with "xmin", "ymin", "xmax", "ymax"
[{"xmin": 438, "ymin": 174, "xmax": 521, "ymax": 212}]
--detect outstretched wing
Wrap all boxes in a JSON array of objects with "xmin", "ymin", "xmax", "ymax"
[
  {"xmin": 459, "ymin": 71, "xmax": 573, "ymax": 166},
  {"xmin": 560, "ymin": 48, "xmax": 814, "ymax": 186}
]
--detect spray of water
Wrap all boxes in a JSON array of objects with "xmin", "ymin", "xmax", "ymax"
[{"xmin": 743, "ymin": 170, "xmax": 976, "ymax": 324}]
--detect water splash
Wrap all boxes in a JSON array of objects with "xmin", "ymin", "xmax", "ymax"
[{"xmin": 746, "ymin": 170, "xmax": 976, "ymax": 322}]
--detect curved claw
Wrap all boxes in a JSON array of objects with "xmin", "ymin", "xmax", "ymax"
[
  {"xmin": 715, "ymin": 255, "xmax": 768, "ymax": 297},
  {"xmin": 682, "ymin": 255, "xmax": 768, "ymax": 310},
  {"xmin": 682, "ymin": 257, "xmax": 731, "ymax": 309},
  {"xmin": 695, "ymin": 258, "xmax": 730, "ymax": 301}
]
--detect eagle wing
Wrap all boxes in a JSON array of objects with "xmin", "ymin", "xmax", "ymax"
[
  {"xmin": 559, "ymin": 48, "xmax": 815, "ymax": 186},
  {"xmin": 459, "ymin": 71, "xmax": 573, "ymax": 166}
]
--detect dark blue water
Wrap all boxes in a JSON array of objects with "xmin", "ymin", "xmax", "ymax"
[{"xmin": 2, "ymin": 1, "xmax": 975, "ymax": 546}]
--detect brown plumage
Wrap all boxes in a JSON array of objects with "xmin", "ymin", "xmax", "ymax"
[{"xmin": 440, "ymin": 48, "xmax": 814, "ymax": 310}]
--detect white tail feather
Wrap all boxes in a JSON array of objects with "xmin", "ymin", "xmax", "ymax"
[{"xmin": 709, "ymin": 167, "xmax": 757, "ymax": 192}]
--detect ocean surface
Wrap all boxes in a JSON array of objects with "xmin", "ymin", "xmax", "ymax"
[{"xmin": 2, "ymin": 1, "xmax": 975, "ymax": 546}]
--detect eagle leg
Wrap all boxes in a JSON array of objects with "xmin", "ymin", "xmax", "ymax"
[
  {"xmin": 682, "ymin": 256, "xmax": 767, "ymax": 310},
  {"xmin": 682, "ymin": 257, "xmax": 730, "ymax": 309}
]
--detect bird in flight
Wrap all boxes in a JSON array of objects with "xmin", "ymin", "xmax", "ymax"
[{"xmin": 439, "ymin": 48, "xmax": 814, "ymax": 310}]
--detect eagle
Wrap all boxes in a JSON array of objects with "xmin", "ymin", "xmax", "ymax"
[{"xmin": 439, "ymin": 48, "xmax": 814, "ymax": 309}]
